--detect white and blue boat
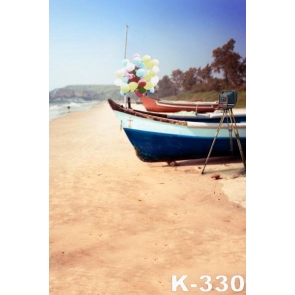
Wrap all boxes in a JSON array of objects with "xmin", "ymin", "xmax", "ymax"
[{"xmin": 108, "ymin": 99, "xmax": 246, "ymax": 164}]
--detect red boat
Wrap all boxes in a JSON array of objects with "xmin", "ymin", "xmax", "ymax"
[{"xmin": 140, "ymin": 95, "xmax": 220, "ymax": 113}]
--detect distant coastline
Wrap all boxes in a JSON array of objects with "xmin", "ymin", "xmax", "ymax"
[{"xmin": 49, "ymin": 85, "xmax": 122, "ymax": 102}]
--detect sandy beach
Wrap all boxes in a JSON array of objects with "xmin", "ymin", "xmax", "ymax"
[{"xmin": 49, "ymin": 101, "xmax": 246, "ymax": 294}]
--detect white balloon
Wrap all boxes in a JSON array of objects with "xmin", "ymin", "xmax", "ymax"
[
  {"xmin": 151, "ymin": 76, "xmax": 159, "ymax": 85},
  {"xmin": 152, "ymin": 66, "xmax": 160, "ymax": 73},
  {"xmin": 125, "ymin": 62, "xmax": 135, "ymax": 72},
  {"xmin": 114, "ymin": 78, "xmax": 123, "ymax": 86},
  {"xmin": 118, "ymin": 67, "xmax": 126, "ymax": 77}
]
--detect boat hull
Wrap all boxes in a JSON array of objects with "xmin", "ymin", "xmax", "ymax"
[
  {"xmin": 140, "ymin": 95, "xmax": 219, "ymax": 113},
  {"xmin": 108, "ymin": 99, "xmax": 246, "ymax": 163},
  {"xmin": 125, "ymin": 128, "xmax": 246, "ymax": 163}
]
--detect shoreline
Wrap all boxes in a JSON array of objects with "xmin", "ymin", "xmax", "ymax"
[{"xmin": 50, "ymin": 101, "xmax": 246, "ymax": 294}]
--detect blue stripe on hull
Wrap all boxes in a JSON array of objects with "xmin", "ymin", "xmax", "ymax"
[{"xmin": 124, "ymin": 128, "xmax": 246, "ymax": 162}]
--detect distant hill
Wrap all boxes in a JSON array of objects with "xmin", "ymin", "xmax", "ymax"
[{"xmin": 49, "ymin": 85, "xmax": 123, "ymax": 101}]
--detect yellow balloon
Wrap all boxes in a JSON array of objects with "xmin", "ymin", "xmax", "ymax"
[
  {"xmin": 149, "ymin": 70, "xmax": 157, "ymax": 77},
  {"xmin": 148, "ymin": 61, "xmax": 155, "ymax": 69},
  {"xmin": 116, "ymin": 70, "xmax": 123, "ymax": 78},
  {"xmin": 143, "ymin": 73, "xmax": 151, "ymax": 81},
  {"xmin": 120, "ymin": 83, "xmax": 130, "ymax": 93},
  {"xmin": 142, "ymin": 60, "xmax": 149, "ymax": 69},
  {"xmin": 129, "ymin": 82, "xmax": 138, "ymax": 92},
  {"xmin": 151, "ymin": 59, "xmax": 159, "ymax": 66},
  {"xmin": 144, "ymin": 81, "xmax": 153, "ymax": 90},
  {"xmin": 142, "ymin": 55, "xmax": 151, "ymax": 62}
]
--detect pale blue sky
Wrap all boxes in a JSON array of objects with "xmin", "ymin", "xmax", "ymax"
[{"xmin": 49, "ymin": 0, "xmax": 246, "ymax": 91}]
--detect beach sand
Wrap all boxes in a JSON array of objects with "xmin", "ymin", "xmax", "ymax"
[{"xmin": 49, "ymin": 102, "xmax": 246, "ymax": 294}]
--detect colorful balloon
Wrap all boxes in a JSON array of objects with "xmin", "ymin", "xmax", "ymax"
[
  {"xmin": 125, "ymin": 62, "xmax": 135, "ymax": 72},
  {"xmin": 120, "ymin": 83, "xmax": 130, "ymax": 93},
  {"xmin": 122, "ymin": 59, "xmax": 129, "ymax": 67},
  {"xmin": 136, "ymin": 68, "xmax": 146, "ymax": 78},
  {"xmin": 144, "ymin": 81, "xmax": 153, "ymax": 90},
  {"xmin": 151, "ymin": 76, "xmax": 159, "ymax": 85},
  {"xmin": 142, "ymin": 55, "xmax": 151, "ymax": 62},
  {"xmin": 114, "ymin": 78, "xmax": 123, "ymax": 86},
  {"xmin": 152, "ymin": 66, "xmax": 160, "ymax": 73},
  {"xmin": 149, "ymin": 69, "xmax": 157, "ymax": 77},
  {"xmin": 135, "ymin": 90, "xmax": 143, "ymax": 97},
  {"xmin": 122, "ymin": 77, "xmax": 129, "ymax": 83},
  {"xmin": 138, "ymin": 86, "xmax": 146, "ymax": 94},
  {"xmin": 115, "ymin": 54, "xmax": 160, "ymax": 95},
  {"xmin": 138, "ymin": 79, "xmax": 147, "ymax": 87},
  {"xmin": 132, "ymin": 57, "xmax": 142, "ymax": 67},
  {"xmin": 129, "ymin": 81, "xmax": 138, "ymax": 92},
  {"xmin": 151, "ymin": 59, "xmax": 159, "ymax": 66},
  {"xmin": 116, "ymin": 68, "xmax": 126, "ymax": 77}
]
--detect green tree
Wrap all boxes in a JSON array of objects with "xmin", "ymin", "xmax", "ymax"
[
  {"xmin": 157, "ymin": 75, "xmax": 176, "ymax": 98},
  {"xmin": 196, "ymin": 64, "xmax": 212, "ymax": 84},
  {"xmin": 211, "ymin": 39, "xmax": 245, "ymax": 88},
  {"xmin": 182, "ymin": 67, "xmax": 197, "ymax": 90},
  {"xmin": 171, "ymin": 69, "xmax": 184, "ymax": 93}
]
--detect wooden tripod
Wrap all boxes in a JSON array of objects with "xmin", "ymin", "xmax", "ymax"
[{"xmin": 201, "ymin": 108, "xmax": 246, "ymax": 174}]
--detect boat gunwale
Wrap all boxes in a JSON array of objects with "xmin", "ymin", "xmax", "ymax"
[{"xmin": 108, "ymin": 99, "xmax": 187, "ymax": 126}]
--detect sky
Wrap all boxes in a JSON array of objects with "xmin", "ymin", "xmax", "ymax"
[{"xmin": 49, "ymin": 0, "xmax": 246, "ymax": 91}]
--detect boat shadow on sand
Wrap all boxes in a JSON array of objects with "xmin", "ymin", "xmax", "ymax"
[{"xmin": 157, "ymin": 156, "xmax": 246, "ymax": 176}]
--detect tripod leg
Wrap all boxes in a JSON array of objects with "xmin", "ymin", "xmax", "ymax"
[
  {"xmin": 227, "ymin": 115, "xmax": 233, "ymax": 154},
  {"xmin": 229, "ymin": 109, "xmax": 246, "ymax": 170},
  {"xmin": 201, "ymin": 111, "xmax": 226, "ymax": 174}
]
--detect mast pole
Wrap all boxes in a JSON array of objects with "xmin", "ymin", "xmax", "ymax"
[
  {"xmin": 124, "ymin": 25, "xmax": 129, "ymax": 107},
  {"xmin": 124, "ymin": 25, "xmax": 128, "ymax": 59}
]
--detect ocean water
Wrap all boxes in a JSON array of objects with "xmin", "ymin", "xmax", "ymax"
[{"xmin": 49, "ymin": 99, "xmax": 100, "ymax": 121}]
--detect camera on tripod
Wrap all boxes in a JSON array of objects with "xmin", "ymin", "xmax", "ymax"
[{"xmin": 218, "ymin": 90, "xmax": 237, "ymax": 109}]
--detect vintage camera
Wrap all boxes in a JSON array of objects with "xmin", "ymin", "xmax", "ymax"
[{"xmin": 218, "ymin": 90, "xmax": 237, "ymax": 109}]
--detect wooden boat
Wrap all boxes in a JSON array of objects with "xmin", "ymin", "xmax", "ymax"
[
  {"xmin": 130, "ymin": 106, "xmax": 246, "ymax": 124},
  {"xmin": 140, "ymin": 95, "xmax": 220, "ymax": 113},
  {"xmin": 108, "ymin": 99, "xmax": 246, "ymax": 164}
]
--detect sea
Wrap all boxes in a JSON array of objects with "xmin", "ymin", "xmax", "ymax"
[{"xmin": 49, "ymin": 99, "xmax": 101, "ymax": 121}]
